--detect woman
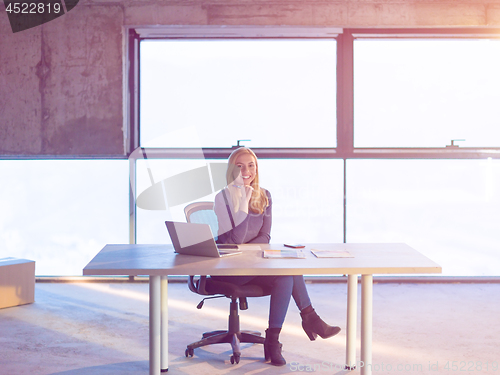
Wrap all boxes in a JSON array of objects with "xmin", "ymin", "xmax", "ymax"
[{"xmin": 213, "ymin": 147, "xmax": 340, "ymax": 366}]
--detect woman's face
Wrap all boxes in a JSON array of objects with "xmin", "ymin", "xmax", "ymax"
[{"xmin": 233, "ymin": 152, "xmax": 257, "ymax": 186}]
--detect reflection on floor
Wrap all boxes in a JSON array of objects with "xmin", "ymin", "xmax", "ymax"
[{"xmin": 1, "ymin": 280, "xmax": 499, "ymax": 375}]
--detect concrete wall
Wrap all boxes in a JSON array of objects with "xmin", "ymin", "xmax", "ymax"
[{"xmin": 2, "ymin": 0, "xmax": 500, "ymax": 157}]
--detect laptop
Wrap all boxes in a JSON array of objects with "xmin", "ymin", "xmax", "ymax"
[{"xmin": 165, "ymin": 221, "xmax": 242, "ymax": 257}]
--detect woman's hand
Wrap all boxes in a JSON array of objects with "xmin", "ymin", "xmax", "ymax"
[
  {"xmin": 242, "ymin": 184, "xmax": 254, "ymax": 206},
  {"xmin": 228, "ymin": 172, "xmax": 253, "ymax": 213}
]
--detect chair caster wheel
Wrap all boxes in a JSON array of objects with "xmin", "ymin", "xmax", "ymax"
[
  {"xmin": 185, "ymin": 348, "xmax": 194, "ymax": 357},
  {"xmin": 230, "ymin": 354, "xmax": 240, "ymax": 364}
]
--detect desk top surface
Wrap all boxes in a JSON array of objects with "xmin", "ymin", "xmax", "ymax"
[{"xmin": 83, "ymin": 243, "xmax": 442, "ymax": 276}]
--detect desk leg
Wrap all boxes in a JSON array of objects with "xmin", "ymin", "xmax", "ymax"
[
  {"xmin": 361, "ymin": 275, "xmax": 373, "ymax": 375},
  {"xmin": 345, "ymin": 274, "xmax": 357, "ymax": 370},
  {"xmin": 150, "ymin": 276, "xmax": 161, "ymax": 375},
  {"xmin": 161, "ymin": 276, "xmax": 168, "ymax": 372}
]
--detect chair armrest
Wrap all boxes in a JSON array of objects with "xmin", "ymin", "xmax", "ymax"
[{"xmin": 188, "ymin": 275, "xmax": 209, "ymax": 295}]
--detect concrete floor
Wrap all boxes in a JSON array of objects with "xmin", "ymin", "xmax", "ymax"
[{"xmin": 1, "ymin": 280, "xmax": 499, "ymax": 375}]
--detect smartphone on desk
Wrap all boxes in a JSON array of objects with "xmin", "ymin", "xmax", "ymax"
[{"xmin": 284, "ymin": 243, "xmax": 305, "ymax": 249}]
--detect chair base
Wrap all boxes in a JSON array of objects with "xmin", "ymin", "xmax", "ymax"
[
  {"xmin": 202, "ymin": 329, "xmax": 262, "ymax": 339},
  {"xmin": 186, "ymin": 330, "xmax": 265, "ymax": 364},
  {"xmin": 186, "ymin": 295, "xmax": 270, "ymax": 364}
]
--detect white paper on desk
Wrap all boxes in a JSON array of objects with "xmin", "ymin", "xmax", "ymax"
[
  {"xmin": 311, "ymin": 249, "xmax": 354, "ymax": 258},
  {"xmin": 263, "ymin": 249, "xmax": 306, "ymax": 259},
  {"xmin": 238, "ymin": 244, "xmax": 262, "ymax": 251}
]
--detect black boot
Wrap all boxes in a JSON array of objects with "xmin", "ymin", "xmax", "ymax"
[
  {"xmin": 300, "ymin": 306, "xmax": 341, "ymax": 341},
  {"xmin": 264, "ymin": 328, "xmax": 286, "ymax": 366}
]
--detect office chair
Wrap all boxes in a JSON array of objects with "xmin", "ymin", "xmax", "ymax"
[{"xmin": 184, "ymin": 202, "xmax": 271, "ymax": 364}]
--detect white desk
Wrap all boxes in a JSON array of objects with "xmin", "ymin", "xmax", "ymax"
[{"xmin": 83, "ymin": 243, "xmax": 441, "ymax": 375}]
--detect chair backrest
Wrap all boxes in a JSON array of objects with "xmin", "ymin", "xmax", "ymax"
[
  {"xmin": 184, "ymin": 202, "xmax": 219, "ymax": 295},
  {"xmin": 184, "ymin": 202, "xmax": 219, "ymax": 242},
  {"xmin": 184, "ymin": 202, "xmax": 271, "ymax": 300}
]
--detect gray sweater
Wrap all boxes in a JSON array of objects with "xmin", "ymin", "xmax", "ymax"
[{"xmin": 214, "ymin": 188, "xmax": 272, "ymax": 244}]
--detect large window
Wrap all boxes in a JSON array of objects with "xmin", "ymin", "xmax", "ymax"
[
  {"xmin": 130, "ymin": 27, "xmax": 500, "ymax": 277},
  {"xmin": 347, "ymin": 159, "xmax": 500, "ymax": 276},
  {"xmin": 135, "ymin": 158, "xmax": 344, "ymax": 245},
  {"xmin": 354, "ymin": 39, "xmax": 500, "ymax": 148},
  {"xmin": 140, "ymin": 39, "xmax": 337, "ymax": 148},
  {"xmin": 0, "ymin": 160, "xmax": 129, "ymax": 276}
]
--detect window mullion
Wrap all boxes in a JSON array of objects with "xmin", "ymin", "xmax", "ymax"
[{"xmin": 337, "ymin": 31, "xmax": 354, "ymax": 159}]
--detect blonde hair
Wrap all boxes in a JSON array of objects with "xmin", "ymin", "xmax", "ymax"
[{"xmin": 226, "ymin": 147, "xmax": 269, "ymax": 214}]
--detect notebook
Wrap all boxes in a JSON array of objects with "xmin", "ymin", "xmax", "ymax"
[{"xmin": 165, "ymin": 221, "xmax": 241, "ymax": 257}]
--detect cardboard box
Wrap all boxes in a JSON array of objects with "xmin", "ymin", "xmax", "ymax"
[{"xmin": 0, "ymin": 258, "xmax": 35, "ymax": 309}]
